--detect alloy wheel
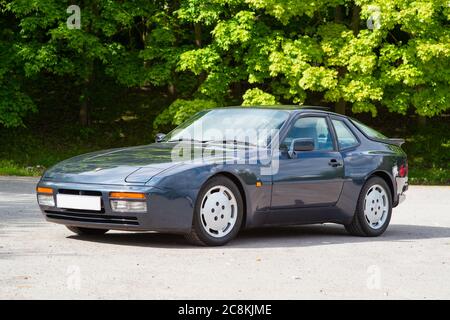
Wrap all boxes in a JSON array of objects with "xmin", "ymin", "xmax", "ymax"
[
  {"xmin": 363, "ymin": 184, "xmax": 389, "ymax": 230},
  {"xmin": 200, "ymin": 185, "xmax": 238, "ymax": 238}
]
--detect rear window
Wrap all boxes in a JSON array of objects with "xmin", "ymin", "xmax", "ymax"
[{"xmin": 351, "ymin": 119, "xmax": 387, "ymax": 139}]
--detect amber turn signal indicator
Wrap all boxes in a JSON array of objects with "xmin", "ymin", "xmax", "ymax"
[
  {"xmin": 109, "ymin": 192, "xmax": 146, "ymax": 199},
  {"xmin": 37, "ymin": 187, "xmax": 53, "ymax": 194}
]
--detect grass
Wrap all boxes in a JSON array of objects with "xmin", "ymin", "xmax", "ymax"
[
  {"xmin": 0, "ymin": 120, "xmax": 155, "ymax": 177},
  {"xmin": 399, "ymin": 120, "xmax": 450, "ymax": 185},
  {"xmin": 0, "ymin": 160, "xmax": 44, "ymax": 176},
  {"xmin": 408, "ymin": 167, "xmax": 450, "ymax": 185}
]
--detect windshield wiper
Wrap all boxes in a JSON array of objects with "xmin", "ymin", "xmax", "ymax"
[
  {"xmin": 168, "ymin": 138, "xmax": 257, "ymax": 146},
  {"xmin": 167, "ymin": 138, "xmax": 207, "ymax": 143},
  {"xmin": 205, "ymin": 139, "xmax": 257, "ymax": 147}
]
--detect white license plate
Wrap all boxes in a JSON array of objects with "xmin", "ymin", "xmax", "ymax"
[{"xmin": 56, "ymin": 194, "xmax": 101, "ymax": 211}]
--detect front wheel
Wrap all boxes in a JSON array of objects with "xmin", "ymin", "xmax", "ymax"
[
  {"xmin": 345, "ymin": 177, "xmax": 392, "ymax": 237},
  {"xmin": 185, "ymin": 176, "xmax": 244, "ymax": 246},
  {"xmin": 66, "ymin": 226, "xmax": 109, "ymax": 236}
]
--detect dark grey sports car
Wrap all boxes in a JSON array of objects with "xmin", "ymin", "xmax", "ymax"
[{"xmin": 36, "ymin": 106, "xmax": 408, "ymax": 246}]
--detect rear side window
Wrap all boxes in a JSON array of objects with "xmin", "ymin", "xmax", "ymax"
[
  {"xmin": 351, "ymin": 119, "xmax": 387, "ymax": 139},
  {"xmin": 332, "ymin": 119, "xmax": 359, "ymax": 149}
]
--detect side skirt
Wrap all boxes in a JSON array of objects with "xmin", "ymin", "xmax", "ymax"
[{"xmin": 251, "ymin": 205, "xmax": 351, "ymax": 227}]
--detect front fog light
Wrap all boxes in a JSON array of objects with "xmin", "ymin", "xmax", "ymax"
[
  {"xmin": 37, "ymin": 194, "xmax": 55, "ymax": 207},
  {"xmin": 110, "ymin": 200, "xmax": 147, "ymax": 213}
]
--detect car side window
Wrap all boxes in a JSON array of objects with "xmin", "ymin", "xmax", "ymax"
[
  {"xmin": 283, "ymin": 117, "xmax": 334, "ymax": 151},
  {"xmin": 332, "ymin": 119, "xmax": 359, "ymax": 149}
]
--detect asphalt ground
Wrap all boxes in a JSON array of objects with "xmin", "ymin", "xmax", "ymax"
[{"xmin": 1, "ymin": 176, "xmax": 449, "ymax": 299}]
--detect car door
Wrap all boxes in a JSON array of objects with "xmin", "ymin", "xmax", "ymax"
[{"xmin": 270, "ymin": 115, "xmax": 345, "ymax": 209}]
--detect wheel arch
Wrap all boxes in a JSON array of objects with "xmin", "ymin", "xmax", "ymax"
[
  {"xmin": 367, "ymin": 170, "xmax": 395, "ymax": 201},
  {"xmin": 207, "ymin": 171, "xmax": 248, "ymax": 230}
]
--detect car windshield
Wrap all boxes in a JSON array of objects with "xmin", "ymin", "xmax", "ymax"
[
  {"xmin": 165, "ymin": 108, "xmax": 290, "ymax": 147},
  {"xmin": 351, "ymin": 119, "xmax": 388, "ymax": 139}
]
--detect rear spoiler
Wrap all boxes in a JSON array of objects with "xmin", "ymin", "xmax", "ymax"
[{"xmin": 383, "ymin": 138, "xmax": 405, "ymax": 147}]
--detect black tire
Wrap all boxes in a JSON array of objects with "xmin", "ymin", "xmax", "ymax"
[
  {"xmin": 66, "ymin": 226, "xmax": 109, "ymax": 236},
  {"xmin": 345, "ymin": 177, "xmax": 392, "ymax": 237},
  {"xmin": 185, "ymin": 176, "xmax": 244, "ymax": 246}
]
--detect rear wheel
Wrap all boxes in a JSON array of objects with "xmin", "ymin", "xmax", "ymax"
[
  {"xmin": 345, "ymin": 177, "xmax": 392, "ymax": 237},
  {"xmin": 185, "ymin": 176, "xmax": 244, "ymax": 246},
  {"xmin": 66, "ymin": 226, "xmax": 109, "ymax": 236}
]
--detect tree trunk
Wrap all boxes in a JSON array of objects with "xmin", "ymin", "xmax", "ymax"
[
  {"xmin": 336, "ymin": 99, "xmax": 346, "ymax": 115},
  {"xmin": 194, "ymin": 23, "xmax": 202, "ymax": 48},
  {"xmin": 335, "ymin": 5, "xmax": 344, "ymax": 23},
  {"xmin": 194, "ymin": 23, "xmax": 206, "ymax": 84},
  {"xmin": 168, "ymin": 81, "xmax": 176, "ymax": 100},
  {"xmin": 351, "ymin": 5, "xmax": 361, "ymax": 36},
  {"xmin": 79, "ymin": 62, "xmax": 93, "ymax": 126},
  {"xmin": 79, "ymin": 97, "xmax": 89, "ymax": 126}
]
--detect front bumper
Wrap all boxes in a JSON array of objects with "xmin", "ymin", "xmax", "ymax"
[{"xmin": 37, "ymin": 180, "xmax": 194, "ymax": 233}]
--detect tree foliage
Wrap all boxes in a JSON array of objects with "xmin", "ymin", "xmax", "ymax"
[
  {"xmin": 153, "ymin": 98, "xmax": 217, "ymax": 132},
  {"xmin": 0, "ymin": 0, "xmax": 449, "ymax": 128}
]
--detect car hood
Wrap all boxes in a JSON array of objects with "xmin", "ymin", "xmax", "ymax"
[
  {"xmin": 42, "ymin": 142, "xmax": 260, "ymax": 185},
  {"xmin": 42, "ymin": 143, "xmax": 182, "ymax": 185}
]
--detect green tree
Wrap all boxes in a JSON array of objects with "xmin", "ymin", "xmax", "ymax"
[
  {"xmin": 177, "ymin": 0, "xmax": 450, "ymax": 117},
  {"xmin": 1, "ymin": 0, "xmax": 449, "ymax": 129},
  {"xmin": 2, "ymin": 0, "xmax": 193, "ymax": 126},
  {"xmin": 0, "ymin": 9, "xmax": 35, "ymax": 127}
]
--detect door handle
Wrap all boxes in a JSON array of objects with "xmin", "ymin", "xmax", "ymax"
[{"xmin": 328, "ymin": 159, "xmax": 343, "ymax": 167}]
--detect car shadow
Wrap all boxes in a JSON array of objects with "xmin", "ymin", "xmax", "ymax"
[{"xmin": 67, "ymin": 223, "xmax": 450, "ymax": 249}]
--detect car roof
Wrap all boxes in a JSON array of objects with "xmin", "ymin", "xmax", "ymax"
[{"xmin": 216, "ymin": 105, "xmax": 345, "ymax": 117}]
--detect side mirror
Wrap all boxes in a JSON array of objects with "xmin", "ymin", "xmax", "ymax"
[
  {"xmin": 155, "ymin": 133, "xmax": 166, "ymax": 143},
  {"xmin": 288, "ymin": 138, "xmax": 314, "ymax": 158}
]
